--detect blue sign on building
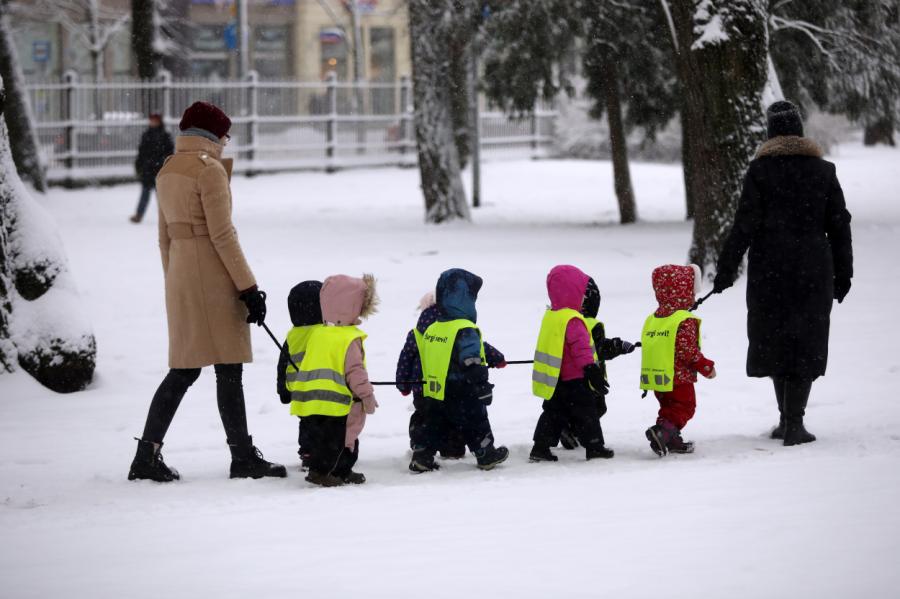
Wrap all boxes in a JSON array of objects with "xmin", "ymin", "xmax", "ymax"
[
  {"xmin": 224, "ymin": 21, "xmax": 238, "ymax": 51},
  {"xmin": 32, "ymin": 41, "xmax": 51, "ymax": 63}
]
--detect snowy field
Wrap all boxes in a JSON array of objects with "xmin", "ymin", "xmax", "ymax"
[{"xmin": 2, "ymin": 143, "xmax": 899, "ymax": 598}]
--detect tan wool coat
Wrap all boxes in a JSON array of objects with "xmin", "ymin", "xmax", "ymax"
[{"xmin": 156, "ymin": 135, "xmax": 256, "ymax": 368}]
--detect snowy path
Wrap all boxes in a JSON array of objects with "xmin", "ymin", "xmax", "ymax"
[{"xmin": 2, "ymin": 145, "xmax": 899, "ymax": 598}]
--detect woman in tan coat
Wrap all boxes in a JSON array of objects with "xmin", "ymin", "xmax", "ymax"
[{"xmin": 128, "ymin": 102, "xmax": 286, "ymax": 482}]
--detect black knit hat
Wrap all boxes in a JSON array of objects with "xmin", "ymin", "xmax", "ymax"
[
  {"xmin": 287, "ymin": 281, "xmax": 323, "ymax": 327},
  {"xmin": 582, "ymin": 277, "xmax": 601, "ymax": 319},
  {"xmin": 766, "ymin": 100, "xmax": 803, "ymax": 139}
]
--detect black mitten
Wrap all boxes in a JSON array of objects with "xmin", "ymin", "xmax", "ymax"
[{"xmin": 584, "ymin": 363, "xmax": 609, "ymax": 395}]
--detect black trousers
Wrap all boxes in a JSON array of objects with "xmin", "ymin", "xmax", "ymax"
[
  {"xmin": 417, "ymin": 388, "xmax": 494, "ymax": 455},
  {"xmin": 409, "ymin": 395, "xmax": 467, "ymax": 456},
  {"xmin": 141, "ymin": 364, "xmax": 249, "ymax": 446},
  {"xmin": 303, "ymin": 415, "xmax": 358, "ymax": 477},
  {"xmin": 533, "ymin": 379, "xmax": 605, "ymax": 450}
]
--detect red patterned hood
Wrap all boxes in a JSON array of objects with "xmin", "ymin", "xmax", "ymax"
[{"xmin": 652, "ymin": 264, "xmax": 700, "ymax": 317}]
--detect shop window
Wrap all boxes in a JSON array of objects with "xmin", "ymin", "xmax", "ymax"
[{"xmin": 320, "ymin": 27, "xmax": 348, "ymax": 80}]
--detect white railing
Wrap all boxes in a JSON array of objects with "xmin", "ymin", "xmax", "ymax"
[{"xmin": 24, "ymin": 70, "xmax": 557, "ymax": 184}]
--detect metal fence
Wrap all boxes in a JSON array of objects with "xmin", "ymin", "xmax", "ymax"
[{"xmin": 24, "ymin": 71, "xmax": 557, "ymax": 184}]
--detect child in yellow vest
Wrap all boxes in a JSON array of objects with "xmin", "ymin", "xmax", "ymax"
[
  {"xmin": 277, "ymin": 280, "xmax": 323, "ymax": 470},
  {"xmin": 287, "ymin": 274, "xmax": 379, "ymax": 486},
  {"xmin": 640, "ymin": 265, "xmax": 716, "ymax": 457}
]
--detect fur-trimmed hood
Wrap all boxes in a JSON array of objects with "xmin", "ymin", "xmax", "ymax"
[
  {"xmin": 320, "ymin": 274, "xmax": 378, "ymax": 325},
  {"xmin": 755, "ymin": 136, "xmax": 824, "ymax": 160}
]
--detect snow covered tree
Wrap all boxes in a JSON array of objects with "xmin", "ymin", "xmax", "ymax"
[
  {"xmin": 481, "ymin": 0, "xmax": 678, "ymax": 225},
  {"xmin": 0, "ymin": 77, "xmax": 96, "ymax": 392},
  {"xmin": 769, "ymin": 0, "xmax": 900, "ymax": 146},
  {"xmin": 0, "ymin": 0, "xmax": 47, "ymax": 192},
  {"xmin": 665, "ymin": 0, "xmax": 769, "ymax": 272},
  {"xmin": 131, "ymin": 0, "xmax": 191, "ymax": 79},
  {"xmin": 409, "ymin": 0, "xmax": 472, "ymax": 223}
]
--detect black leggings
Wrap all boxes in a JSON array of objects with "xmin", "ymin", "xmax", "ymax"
[{"xmin": 141, "ymin": 364, "xmax": 250, "ymax": 445}]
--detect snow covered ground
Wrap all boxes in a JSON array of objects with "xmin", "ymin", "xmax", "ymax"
[{"xmin": 2, "ymin": 143, "xmax": 899, "ymax": 598}]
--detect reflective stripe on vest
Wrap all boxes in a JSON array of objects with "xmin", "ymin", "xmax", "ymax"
[
  {"xmin": 418, "ymin": 319, "xmax": 485, "ymax": 401},
  {"xmin": 639, "ymin": 310, "xmax": 700, "ymax": 392},
  {"xmin": 532, "ymin": 308, "xmax": 597, "ymax": 400},
  {"xmin": 289, "ymin": 325, "xmax": 367, "ymax": 417}
]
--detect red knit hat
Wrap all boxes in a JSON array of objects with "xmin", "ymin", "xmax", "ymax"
[{"xmin": 178, "ymin": 101, "xmax": 231, "ymax": 139}]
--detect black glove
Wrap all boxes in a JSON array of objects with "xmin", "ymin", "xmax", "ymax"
[
  {"xmin": 712, "ymin": 271, "xmax": 734, "ymax": 294},
  {"xmin": 239, "ymin": 287, "xmax": 267, "ymax": 325},
  {"xmin": 584, "ymin": 363, "xmax": 609, "ymax": 396},
  {"xmin": 476, "ymin": 381, "xmax": 494, "ymax": 405},
  {"xmin": 834, "ymin": 277, "xmax": 851, "ymax": 303},
  {"xmin": 610, "ymin": 338, "xmax": 636, "ymax": 355}
]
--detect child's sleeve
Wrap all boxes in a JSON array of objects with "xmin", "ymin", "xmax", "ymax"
[
  {"xmin": 346, "ymin": 339, "xmax": 378, "ymax": 413},
  {"xmin": 675, "ymin": 319, "xmax": 715, "ymax": 378},
  {"xmin": 456, "ymin": 328, "xmax": 489, "ymax": 385},
  {"xmin": 276, "ymin": 341, "xmax": 291, "ymax": 404},
  {"xmin": 564, "ymin": 319, "xmax": 596, "ymax": 371},
  {"xmin": 483, "ymin": 341, "xmax": 506, "ymax": 368},
  {"xmin": 395, "ymin": 330, "xmax": 421, "ymax": 395}
]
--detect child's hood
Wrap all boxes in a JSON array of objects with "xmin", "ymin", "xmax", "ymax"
[
  {"xmin": 320, "ymin": 274, "xmax": 378, "ymax": 325},
  {"xmin": 547, "ymin": 265, "xmax": 589, "ymax": 312},
  {"xmin": 652, "ymin": 264, "xmax": 701, "ymax": 316},
  {"xmin": 287, "ymin": 280, "xmax": 323, "ymax": 326},
  {"xmin": 436, "ymin": 268, "xmax": 482, "ymax": 323}
]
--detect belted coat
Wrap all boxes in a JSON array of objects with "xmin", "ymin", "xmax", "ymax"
[{"xmin": 156, "ymin": 135, "xmax": 256, "ymax": 368}]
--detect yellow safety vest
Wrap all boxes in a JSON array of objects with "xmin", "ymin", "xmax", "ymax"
[
  {"xmin": 532, "ymin": 308, "xmax": 598, "ymax": 400},
  {"xmin": 417, "ymin": 319, "xmax": 486, "ymax": 401},
  {"xmin": 289, "ymin": 325, "xmax": 367, "ymax": 417},
  {"xmin": 639, "ymin": 310, "xmax": 700, "ymax": 392}
]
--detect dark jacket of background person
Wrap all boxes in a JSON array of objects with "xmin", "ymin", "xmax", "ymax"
[
  {"xmin": 135, "ymin": 126, "xmax": 174, "ymax": 187},
  {"xmin": 715, "ymin": 135, "xmax": 853, "ymax": 380}
]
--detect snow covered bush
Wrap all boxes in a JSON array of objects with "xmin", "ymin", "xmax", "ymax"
[{"xmin": 0, "ymin": 81, "xmax": 96, "ymax": 392}]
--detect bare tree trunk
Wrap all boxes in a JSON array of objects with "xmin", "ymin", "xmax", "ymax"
[
  {"xmin": 0, "ymin": 4, "xmax": 46, "ymax": 192},
  {"xmin": 864, "ymin": 116, "xmax": 896, "ymax": 146},
  {"xmin": 599, "ymin": 55, "xmax": 637, "ymax": 224},
  {"xmin": 131, "ymin": 0, "xmax": 158, "ymax": 79},
  {"xmin": 409, "ymin": 0, "xmax": 471, "ymax": 223},
  {"xmin": 670, "ymin": 0, "xmax": 768, "ymax": 272},
  {"xmin": 161, "ymin": 0, "xmax": 191, "ymax": 77}
]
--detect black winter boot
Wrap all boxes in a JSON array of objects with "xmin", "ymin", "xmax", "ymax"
[
  {"xmin": 475, "ymin": 445, "xmax": 509, "ymax": 470},
  {"xmin": 529, "ymin": 444, "xmax": 559, "ymax": 462},
  {"xmin": 228, "ymin": 437, "xmax": 288, "ymax": 479},
  {"xmin": 409, "ymin": 449, "xmax": 441, "ymax": 473},
  {"xmin": 771, "ymin": 377, "xmax": 786, "ymax": 439},
  {"xmin": 667, "ymin": 432, "xmax": 695, "ymax": 454},
  {"xmin": 783, "ymin": 379, "xmax": 816, "ymax": 447},
  {"xmin": 585, "ymin": 445, "xmax": 615, "ymax": 460},
  {"xmin": 342, "ymin": 471, "xmax": 366, "ymax": 484},
  {"xmin": 646, "ymin": 421, "xmax": 677, "ymax": 458},
  {"xmin": 306, "ymin": 471, "xmax": 344, "ymax": 487},
  {"xmin": 128, "ymin": 438, "xmax": 179, "ymax": 482}
]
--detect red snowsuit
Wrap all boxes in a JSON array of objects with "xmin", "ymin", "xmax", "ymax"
[{"xmin": 651, "ymin": 265, "xmax": 715, "ymax": 430}]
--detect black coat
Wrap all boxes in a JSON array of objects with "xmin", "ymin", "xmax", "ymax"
[
  {"xmin": 716, "ymin": 136, "xmax": 853, "ymax": 380},
  {"xmin": 135, "ymin": 127, "xmax": 174, "ymax": 186}
]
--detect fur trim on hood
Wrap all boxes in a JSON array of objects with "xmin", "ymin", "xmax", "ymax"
[
  {"xmin": 755, "ymin": 136, "xmax": 824, "ymax": 159},
  {"xmin": 418, "ymin": 292, "xmax": 436, "ymax": 311},
  {"xmin": 320, "ymin": 274, "xmax": 379, "ymax": 325}
]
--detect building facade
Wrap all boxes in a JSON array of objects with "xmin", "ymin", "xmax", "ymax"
[{"xmin": 10, "ymin": 0, "xmax": 410, "ymax": 82}]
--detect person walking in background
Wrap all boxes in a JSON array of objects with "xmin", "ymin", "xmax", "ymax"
[
  {"xmin": 713, "ymin": 100, "xmax": 853, "ymax": 447},
  {"xmin": 130, "ymin": 112, "xmax": 173, "ymax": 224},
  {"xmin": 128, "ymin": 101, "xmax": 285, "ymax": 482}
]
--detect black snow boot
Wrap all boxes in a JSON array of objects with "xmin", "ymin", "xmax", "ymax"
[
  {"xmin": 529, "ymin": 444, "xmax": 559, "ymax": 462},
  {"xmin": 771, "ymin": 378, "xmax": 786, "ymax": 439},
  {"xmin": 299, "ymin": 452, "xmax": 312, "ymax": 472},
  {"xmin": 128, "ymin": 438, "xmax": 180, "ymax": 482},
  {"xmin": 228, "ymin": 437, "xmax": 288, "ymax": 479},
  {"xmin": 559, "ymin": 428, "xmax": 580, "ymax": 450},
  {"xmin": 585, "ymin": 445, "xmax": 615, "ymax": 460},
  {"xmin": 306, "ymin": 471, "xmax": 344, "ymax": 487},
  {"xmin": 646, "ymin": 422, "xmax": 675, "ymax": 457},
  {"xmin": 475, "ymin": 445, "xmax": 509, "ymax": 470},
  {"xmin": 783, "ymin": 379, "xmax": 816, "ymax": 447},
  {"xmin": 667, "ymin": 432, "xmax": 695, "ymax": 454},
  {"xmin": 342, "ymin": 471, "xmax": 366, "ymax": 484},
  {"xmin": 409, "ymin": 449, "xmax": 441, "ymax": 473}
]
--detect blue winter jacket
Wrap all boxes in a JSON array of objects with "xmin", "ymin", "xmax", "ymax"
[{"xmin": 436, "ymin": 269, "xmax": 490, "ymax": 391}]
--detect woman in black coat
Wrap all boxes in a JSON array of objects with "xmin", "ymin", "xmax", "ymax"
[{"xmin": 713, "ymin": 101, "xmax": 853, "ymax": 446}]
